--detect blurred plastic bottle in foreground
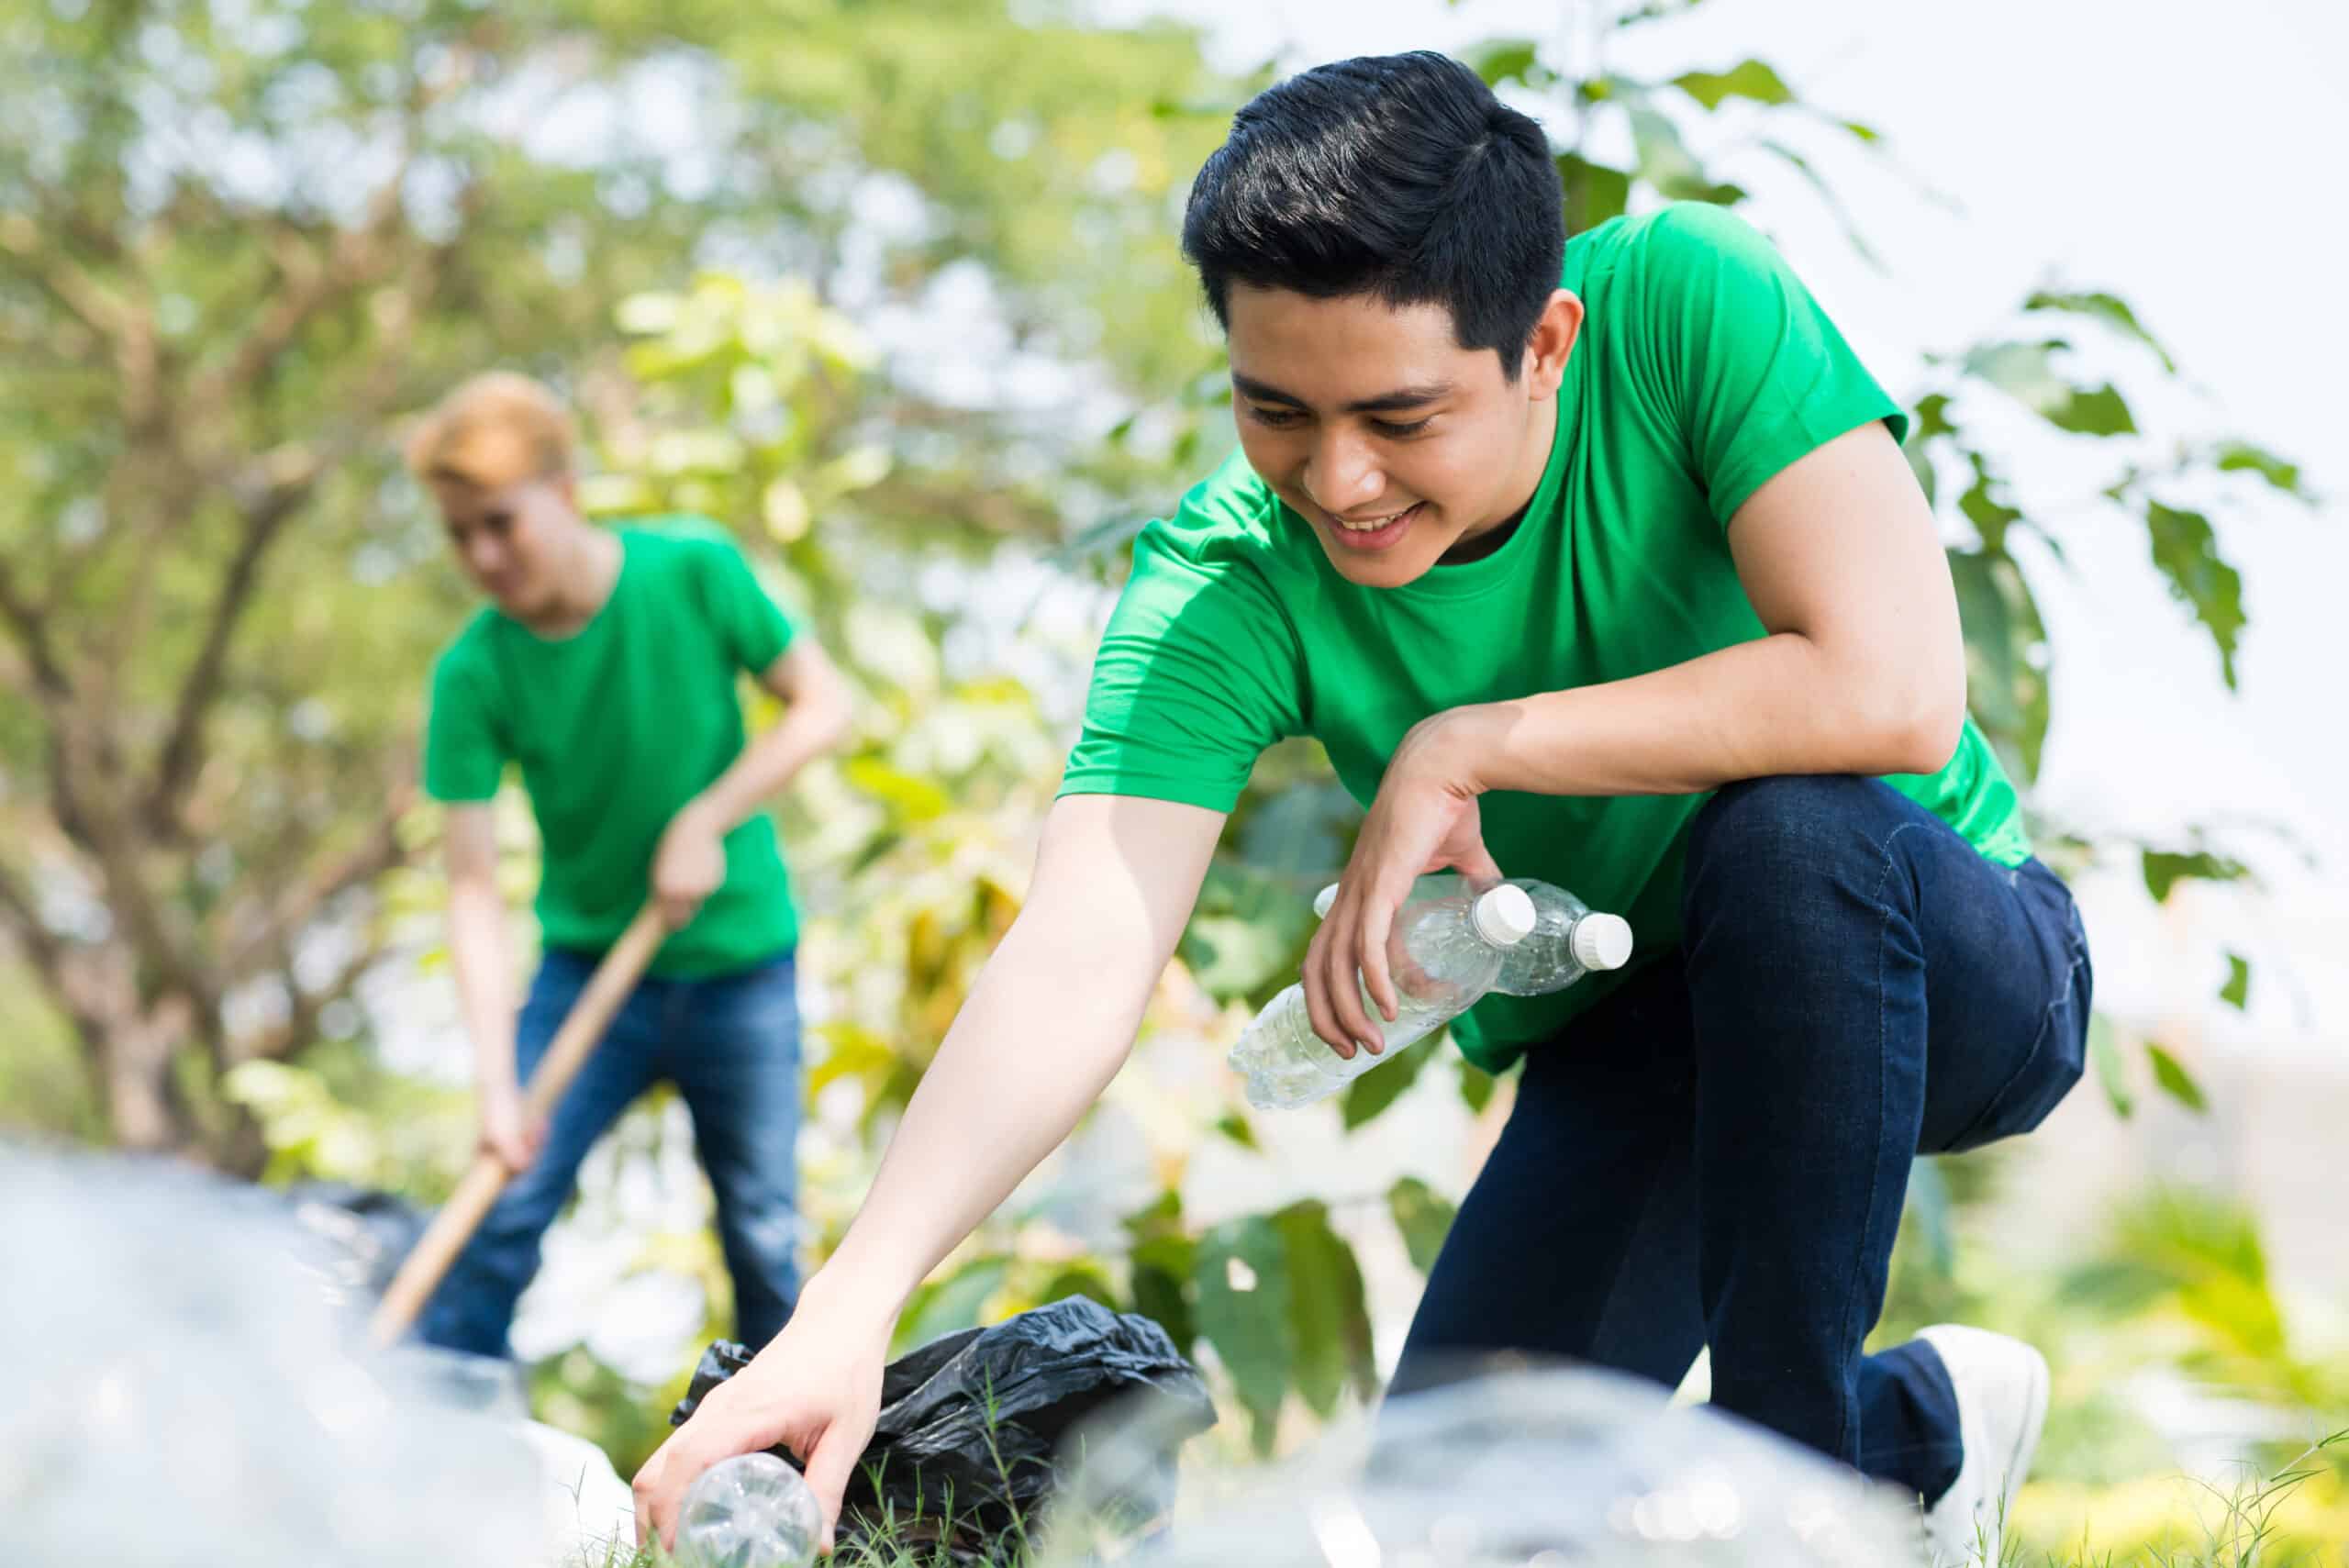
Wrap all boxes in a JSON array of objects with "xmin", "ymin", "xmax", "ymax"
[
  {"xmin": 1228, "ymin": 882, "xmax": 1536, "ymax": 1110},
  {"xmin": 676, "ymin": 1451, "xmax": 822, "ymax": 1568}
]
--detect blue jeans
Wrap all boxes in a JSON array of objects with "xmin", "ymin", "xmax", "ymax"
[
  {"xmin": 1392, "ymin": 775, "xmax": 2092, "ymax": 1504},
  {"xmin": 417, "ymin": 949, "xmax": 804, "ymax": 1360}
]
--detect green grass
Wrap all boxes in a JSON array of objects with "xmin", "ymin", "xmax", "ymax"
[{"xmin": 575, "ymin": 1431, "xmax": 2349, "ymax": 1567}]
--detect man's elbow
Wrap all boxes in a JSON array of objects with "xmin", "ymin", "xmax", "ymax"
[{"xmin": 1877, "ymin": 679, "xmax": 1966, "ymax": 775}]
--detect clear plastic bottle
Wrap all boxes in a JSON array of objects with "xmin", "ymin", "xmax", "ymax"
[
  {"xmin": 675, "ymin": 1451, "xmax": 822, "ymax": 1568},
  {"xmin": 1309, "ymin": 873, "xmax": 1635, "ymax": 999},
  {"xmin": 1228, "ymin": 883, "xmax": 1536, "ymax": 1110},
  {"xmin": 1489, "ymin": 877, "xmax": 1635, "ymax": 997}
]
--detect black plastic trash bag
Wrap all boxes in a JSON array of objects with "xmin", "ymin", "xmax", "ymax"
[{"xmin": 671, "ymin": 1296, "xmax": 1216, "ymax": 1560}]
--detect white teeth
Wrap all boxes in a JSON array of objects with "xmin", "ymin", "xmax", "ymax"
[{"xmin": 1335, "ymin": 505, "xmax": 1413, "ymax": 532}]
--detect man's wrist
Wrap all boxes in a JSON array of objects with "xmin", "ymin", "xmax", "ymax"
[{"xmin": 1432, "ymin": 701, "xmax": 1512, "ymax": 795}]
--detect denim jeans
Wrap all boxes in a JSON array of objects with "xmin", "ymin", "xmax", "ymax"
[
  {"xmin": 417, "ymin": 949, "xmax": 804, "ymax": 1360},
  {"xmin": 1392, "ymin": 775, "xmax": 2093, "ymax": 1504}
]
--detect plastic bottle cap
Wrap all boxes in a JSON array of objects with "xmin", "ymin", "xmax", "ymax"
[
  {"xmin": 1472, "ymin": 884, "xmax": 1537, "ymax": 947},
  {"xmin": 1313, "ymin": 884, "xmax": 1340, "ymax": 919},
  {"xmin": 1571, "ymin": 912, "xmax": 1635, "ymax": 972}
]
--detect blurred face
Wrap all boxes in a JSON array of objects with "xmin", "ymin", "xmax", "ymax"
[
  {"xmin": 429, "ymin": 473, "xmax": 579, "ymax": 620},
  {"xmin": 1226, "ymin": 284, "xmax": 1580, "ymax": 589}
]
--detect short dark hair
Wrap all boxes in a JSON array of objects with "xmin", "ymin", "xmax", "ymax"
[{"xmin": 1181, "ymin": 51, "xmax": 1566, "ymax": 380}]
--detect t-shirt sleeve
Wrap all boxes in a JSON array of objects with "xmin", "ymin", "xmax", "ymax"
[
  {"xmin": 1635, "ymin": 202, "xmax": 1908, "ymax": 526},
  {"xmin": 1058, "ymin": 482, "xmax": 1303, "ymax": 814},
  {"xmin": 422, "ymin": 644, "xmax": 507, "ymax": 804},
  {"xmin": 696, "ymin": 533, "xmax": 797, "ymax": 674}
]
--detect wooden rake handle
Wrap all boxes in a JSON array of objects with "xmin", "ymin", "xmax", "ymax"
[{"xmin": 369, "ymin": 904, "xmax": 671, "ymax": 1347}]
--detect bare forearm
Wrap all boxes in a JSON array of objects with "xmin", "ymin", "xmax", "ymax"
[
  {"xmin": 447, "ymin": 881, "xmax": 518, "ymax": 1088},
  {"xmin": 809, "ymin": 913, "xmax": 1148, "ymax": 1321},
  {"xmin": 1463, "ymin": 631, "xmax": 1959, "ymax": 799}
]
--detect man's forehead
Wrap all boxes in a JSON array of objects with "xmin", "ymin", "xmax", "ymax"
[{"xmin": 1225, "ymin": 287, "xmax": 1482, "ymax": 406}]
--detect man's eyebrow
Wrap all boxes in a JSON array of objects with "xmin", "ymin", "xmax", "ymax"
[{"xmin": 1230, "ymin": 372, "xmax": 1457, "ymax": 415}]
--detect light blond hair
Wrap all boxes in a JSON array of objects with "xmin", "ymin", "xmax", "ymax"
[{"xmin": 403, "ymin": 372, "xmax": 576, "ymax": 490}]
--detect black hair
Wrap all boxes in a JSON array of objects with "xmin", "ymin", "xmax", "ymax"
[{"xmin": 1181, "ymin": 50, "xmax": 1566, "ymax": 379}]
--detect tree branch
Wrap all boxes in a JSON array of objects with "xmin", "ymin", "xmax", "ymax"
[
  {"xmin": 0, "ymin": 553, "xmax": 72, "ymax": 706},
  {"xmin": 219, "ymin": 773, "xmax": 416, "ymax": 981}
]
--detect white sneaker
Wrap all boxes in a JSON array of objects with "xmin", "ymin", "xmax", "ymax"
[{"xmin": 1916, "ymin": 1325, "xmax": 2050, "ymax": 1568}]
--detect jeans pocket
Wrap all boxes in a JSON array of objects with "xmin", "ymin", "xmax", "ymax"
[{"xmin": 1943, "ymin": 907, "xmax": 2091, "ymax": 1153}]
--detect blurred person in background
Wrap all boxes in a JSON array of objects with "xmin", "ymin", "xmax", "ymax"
[{"xmin": 404, "ymin": 372, "xmax": 852, "ymax": 1362}]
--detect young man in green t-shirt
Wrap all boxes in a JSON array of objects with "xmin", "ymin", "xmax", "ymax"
[
  {"xmin": 406, "ymin": 373, "xmax": 852, "ymax": 1361},
  {"xmin": 637, "ymin": 54, "xmax": 2091, "ymax": 1562}
]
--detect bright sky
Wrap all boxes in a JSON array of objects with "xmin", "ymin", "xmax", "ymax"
[{"xmin": 1102, "ymin": 0, "xmax": 2349, "ymax": 1042}]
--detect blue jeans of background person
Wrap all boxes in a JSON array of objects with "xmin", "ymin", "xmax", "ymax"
[
  {"xmin": 417, "ymin": 949, "xmax": 804, "ymax": 1360},
  {"xmin": 1392, "ymin": 775, "xmax": 2093, "ymax": 1504}
]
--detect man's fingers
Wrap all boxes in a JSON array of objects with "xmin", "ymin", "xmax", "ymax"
[
  {"xmin": 1301, "ymin": 925, "xmax": 1352, "ymax": 1057},
  {"xmin": 800, "ymin": 1422, "xmax": 866, "ymax": 1556},
  {"xmin": 1358, "ymin": 895, "xmax": 1398, "ymax": 1025}
]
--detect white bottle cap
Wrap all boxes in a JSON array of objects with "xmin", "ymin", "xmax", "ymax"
[
  {"xmin": 1571, "ymin": 912, "xmax": 1635, "ymax": 972},
  {"xmin": 1313, "ymin": 884, "xmax": 1340, "ymax": 919},
  {"xmin": 1471, "ymin": 884, "xmax": 1537, "ymax": 947}
]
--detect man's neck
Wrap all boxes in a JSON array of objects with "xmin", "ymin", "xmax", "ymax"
[{"xmin": 519, "ymin": 525, "xmax": 622, "ymax": 639}]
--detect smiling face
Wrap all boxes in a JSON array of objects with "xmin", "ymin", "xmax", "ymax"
[{"xmin": 1225, "ymin": 283, "xmax": 1582, "ymax": 589}]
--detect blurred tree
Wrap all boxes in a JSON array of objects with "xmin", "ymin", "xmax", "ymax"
[{"xmin": 0, "ymin": 0, "xmax": 1226, "ymax": 1166}]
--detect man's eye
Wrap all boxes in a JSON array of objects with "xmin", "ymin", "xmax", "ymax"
[
  {"xmin": 1245, "ymin": 406, "xmax": 1303, "ymax": 429},
  {"xmin": 1372, "ymin": 417, "xmax": 1433, "ymax": 439}
]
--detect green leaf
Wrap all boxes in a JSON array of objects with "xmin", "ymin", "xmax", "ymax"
[
  {"xmin": 1130, "ymin": 1254, "xmax": 1196, "ymax": 1359},
  {"xmin": 2143, "ymin": 502, "xmax": 2246, "ymax": 688},
  {"xmin": 1458, "ymin": 1057, "xmax": 1497, "ymax": 1115},
  {"xmin": 1627, "ymin": 107, "xmax": 1744, "ymax": 205},
  {"xmin": 1955, "ymin": 450, "xmax": 2021, "ymax": 555},
  {"xmin": 2147, "ymin": 1044, "xmax": 2209, "ymax": 1114},
  {"xmin": 1947, "ymin": 548, "xmax": 2050, "ymax": 783},
  {"xmin": 842, "ymin": 757, "xmax": 952, "ymax": 822},
  {"xmin": 2024, "ymin": 289, "xmax": 2176, "ymax": 373},
  {"xmin": 2214, "ymin": 441, "xmax": 2309, "ymax": 500},
  {"xmin": 1672, "ymin": 60, "xmax": 1794, "ymax": 110},
  {"xmin": 1192, "ymin": 1217, "xmax": 1293, "ymax": 1455},
  {"xmin": 2043, "ymin": 383, "xmax": 2136, "ymax": 437},
  {"xmin": 1838, "ymin": 117, "xmax": 1883, "ymax": 143},
  {"xmin": 1470, "ymin": 39, "xmax": 1542, "ymax": 87},
  {"xmin": 2221, "ymin": 952, "xmax": 2251, "ymax": 1011},
  {"xmin": 1558, "ymin": 152, "xmax": 1632, "ymax": 233},
  {"xmin": 1963, "ymin": 339, "xmax": 2072, "ymax": 412},
  {"xmin": 1039, "ymin": 1265, "xmax": 1120, "ymax": 1311},
  {"xmin": 1912, "ymin": 394, "xmax": 1955, "ymax": 440},
  {"xmin": 1906, "ymin": 439, "xmax": 1937, "ymax": 509},
  {"xmin": 1387, "ymin": 1175, "xmax": 1457, "ymax": 1274},
  {"xmin": 1214, "ymin": 1112, "xmax": 1260, "ymax": 1151},
  {"xmin": 2089, "ymin": 1014, "xmax": 2134, "ymax": 1119},
  {"xmin": 1271, "ymin": 1201, "xmax": 1375, "ymax": 1417},
  {"xmin": 1615, "ymin": 0, "xmax": 1708, "ymax": 24},
  {"xmin": 899, "ymin": 1256, "xmax": 1008, "ymax": 1349},
  {"xmin": 1339, "ymin": 1032, "xmax": 1435, "ymax": 1130},
  {"xmin": 1961, "ymin": 340, "xmax": 2133, "ymax": 435},
  {"xmin": 1180, "ymin": 914, "xmax": 1296, "ymax": 999},
  {"xmin": 2140, "ymin": 848, "xmax": 2249, "ymax": 903}
]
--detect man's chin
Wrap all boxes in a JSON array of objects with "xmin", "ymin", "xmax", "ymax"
[{"xmin": 1316, "ymin": 533, "xmax": 1443, "ymax": 590}]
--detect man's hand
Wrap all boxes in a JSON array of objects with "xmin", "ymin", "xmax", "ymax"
[
  {"xmin": 633, "ymin": 1281, "xmax": 888, "ymax": 1555},
  {"xmin": 477, "ymin": 1079, "xmax": 547, "ymax": 1172},
  {"xmin": 1305, "ymin": 706, "xmax": 1504, "ymax": 1059},
  {"xmin": 651, "ymin": 805, "xmax": 727, "ymax": 929}
]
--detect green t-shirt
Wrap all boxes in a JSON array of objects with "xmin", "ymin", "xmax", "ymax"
[
  {"xmin": 1060, "ymin": 203, "xmax": 2029, "ymax": 1072},
  {"xmin": 423, "ymin": 519, "xmax": 800, "ymax": 977}
]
